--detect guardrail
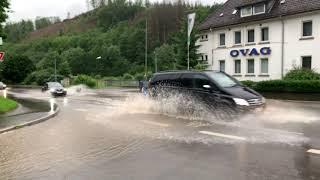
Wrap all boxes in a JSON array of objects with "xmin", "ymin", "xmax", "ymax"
[
  {"xmin": 8, "ymin": 85, "xmax": 42, "ymax": 89},
  {"xmin": 105, "ymin": 80, "xmax": 139, "ymax": 88}
]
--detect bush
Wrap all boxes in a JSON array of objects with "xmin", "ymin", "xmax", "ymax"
[
  {"xmin": 284, "ymin": 67, "xmax": 320, "ymax": 80},
  {"xmin": 254, "ymin": 80, "xmax": 320, "ymax": 93},
  {"xmin": 103, "ymin": 76, "xmax": 121, "ymax": 81},
  {"xmin": 72, "ymin": 75, "xmax": 97, "ymax": 88},
  {"xmin": 134, "ymin": 73, "xmax": 144, "ymax": 80},
  {"xmin": 2, "ymin": 55, "xmax": 35, "ymax": 84},
  {"xmin": 122, "ymin": 73, "xmax": 134, "ymax": 80}
]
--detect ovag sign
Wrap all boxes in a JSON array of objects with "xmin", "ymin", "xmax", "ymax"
[{"xmin": 230, "ymin": 47, "xmax": 271, "ymax": 57}]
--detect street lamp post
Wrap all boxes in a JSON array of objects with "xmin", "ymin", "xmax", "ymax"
[
  {"xmin": 145, "ymin": 18, "xmax": 148, "ymax": 79},
  {"xmin": 96, "ymin": 56, "xmax": 102, "ymax": 75}
]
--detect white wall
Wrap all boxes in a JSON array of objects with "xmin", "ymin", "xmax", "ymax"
[
  {"xmin": 197, "ymin": 12, "xmax": 320, "ymax": 81},
  {"xmin": 283, "ymin": 13, "xmax": 320, "ymax": 74}
]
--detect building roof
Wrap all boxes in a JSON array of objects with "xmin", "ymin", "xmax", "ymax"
[{"xmin": 199, "ymin": 0, "xmax": 320, "ymax": 31}]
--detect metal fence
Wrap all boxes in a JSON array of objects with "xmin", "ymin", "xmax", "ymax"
[{"xmin": 105, "ymin": 80, "xmax": 139, "ymax": 88}]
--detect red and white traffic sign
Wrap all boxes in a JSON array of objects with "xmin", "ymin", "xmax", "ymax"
[{"xmin": 0, "ymin": 52, "xmax": 4, "ymax": 62}]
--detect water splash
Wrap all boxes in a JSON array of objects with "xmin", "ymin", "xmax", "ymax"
[
  {"xmin": 65, "ymin": 85, "xmax": 96, "ymax": 96},
  {"xmin": 87, "ymin": 92, "xmax": 311, "ymax": 146}
]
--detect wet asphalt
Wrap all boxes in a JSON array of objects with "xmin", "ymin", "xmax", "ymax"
[{"xmin": 0, "ymin": 87, "xmax": 320, "ymax": 180}]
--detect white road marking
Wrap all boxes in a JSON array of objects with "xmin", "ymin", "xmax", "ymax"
[
  {"xmin": 74, "ymin": 108, "xmax": 88, "ymax": 112},
  {"xmin": 141, "ymin": 120, "xmax": 170, "ymax": 127},
  {"xmin": 199, "ymin": 131, "xmax": 247, "ymax": 141},
  {"xmin": 307, "ymin": 149, "xmax": 320, "ymax": 155}
]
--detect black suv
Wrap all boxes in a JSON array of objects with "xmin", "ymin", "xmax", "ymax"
[{"xmin": 149, "ymin": 70, "xmax": 265, "ymax": 111}]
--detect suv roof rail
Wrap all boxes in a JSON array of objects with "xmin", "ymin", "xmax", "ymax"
[
  {"xmin": 156, "ymin": 70, "xmax": 190, "ymax": 73},
  {"xmin": 156, "ymin": 70, "xmax": 220, "ymax": 73}
]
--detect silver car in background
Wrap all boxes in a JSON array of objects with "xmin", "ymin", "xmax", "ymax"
[{"xmin": 0, "ymin": 82, "xmax": 7, "ymax": 90}]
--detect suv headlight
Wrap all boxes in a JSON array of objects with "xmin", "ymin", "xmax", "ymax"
[
  {"xmin": 233, "ymin": 98, "xmax": 249, "ymax": 106},
  {"xmin": 50, "ymin": 88, "xmax": 55, "ymax": 92}
]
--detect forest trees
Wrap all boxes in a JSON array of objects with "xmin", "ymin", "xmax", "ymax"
[
  {"xmin": 1, "ymin": 55, "xmax": 35, "ymax": 83},
  {"xmin": 4, "ymin": 20, "xmax": 34, "ymax": 42},
  {"xmin": 35, "ymin": 16, "xmax": 61, "ymax": 30},
  {"xmin": 0, "ymin": 0, "xmax": 9, "ymax": 36}
]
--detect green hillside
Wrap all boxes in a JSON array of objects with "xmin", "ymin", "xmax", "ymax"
[{"xmin": 1, "ymin": 0, "xmax": 222, "ymax": 85}]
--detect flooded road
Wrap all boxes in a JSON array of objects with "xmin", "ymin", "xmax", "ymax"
[{"xmin": 1, "ymin": 87, "xmax": 320, "ymax": 180}]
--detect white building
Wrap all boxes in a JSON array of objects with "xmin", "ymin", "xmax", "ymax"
[{"xmin": 197, "ymin": 0, "xmax": 320, "ymax": 81}]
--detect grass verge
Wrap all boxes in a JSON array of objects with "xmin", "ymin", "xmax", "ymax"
[{"xmin": 0, "ymin": 97, "xmax": 18, "ymax": 114}]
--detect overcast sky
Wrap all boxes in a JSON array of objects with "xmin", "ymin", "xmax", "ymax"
[{"xmin": 8, "ymin": 0, "xmax": 226, "ymax": 22}]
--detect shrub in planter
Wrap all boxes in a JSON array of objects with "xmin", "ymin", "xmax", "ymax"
[
  {"xmin": 255, "ymin": 80, "xmax": 320, "ymax": 93},
  {"xmin": 241, "ymin": 80, "xmax": 257, "ymax": 89},
  {"xmin": 284, "ymin": 67, "xmax": 320, "ymax": 80}
]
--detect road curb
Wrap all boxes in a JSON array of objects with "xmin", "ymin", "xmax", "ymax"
[
  {"xmin": 268, "ymin": 99, "xmax": 320, "ymax": 104},
  {"xmin": 0, "ymin": 104, "xmax": 60, "ymax": 134}
]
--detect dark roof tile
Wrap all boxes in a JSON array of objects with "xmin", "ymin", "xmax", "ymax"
[{"xmin": 199, "ymin": 0, "xmax": 320, "ymax": 31}]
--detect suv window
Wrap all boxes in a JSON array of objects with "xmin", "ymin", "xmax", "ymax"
[
  {"xmin": 193, "ymin": 74, "xmax": 211, "ymax": 89},
  {"xmin": 153, "ymin": 73, "xmax": 182, "ymax": 87},
  {"xmin": 181, "ymin": 73, "xmax": 218, "ymax": 90},
  {"xmin": 181, "ymin": 74, "xmax": 193, "ymax": 88}
]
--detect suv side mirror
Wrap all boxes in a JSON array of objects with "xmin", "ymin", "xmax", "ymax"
[{"xmin": 203, "ymin": 85, "xmax": 211, "ymax": 89}]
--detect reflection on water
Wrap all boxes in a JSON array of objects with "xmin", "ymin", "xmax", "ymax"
[
  {"xmin": 50, "ymin": 98, "xmax": 55, "ymax": 114},
  {"xmin": 3, "ymin": 89, "xmax": 7, "ymax": 98}
]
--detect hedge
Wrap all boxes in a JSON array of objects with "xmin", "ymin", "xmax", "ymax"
[{"xmin": 241, "ymin": 80, "xmax": 320, "ymax": 93}]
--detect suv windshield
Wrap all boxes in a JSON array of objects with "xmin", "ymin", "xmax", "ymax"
[
  {"xmin": 205, "ymin": 72, "xmax": 238, "ymax": 88},
  {"xmin": 48, "ymin": 82, "xmax": 63, "ymax": 88}
]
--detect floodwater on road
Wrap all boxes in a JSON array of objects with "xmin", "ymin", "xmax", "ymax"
[{"xmin": 1, "ymin": 86, "xmax": 320, "ymax": 180}]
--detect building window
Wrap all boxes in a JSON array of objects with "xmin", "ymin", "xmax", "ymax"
[
  {"xmin": 200, "ymin": 55, "xmax": 208, "ymax": 62},
  {"xmin": 234, "ymin": 31, "xmax": 241, "ymax": 44},
  {"xmin": 200, "ymin": 34, "xmax": 208, "ymax": 41},
  {"xmin": 219, "ymin": 33, "xmax": 226, "ymax": 46},
  {"xmin": 241, "ymin": 6, "xmax": 252, "ymax": 17},
  {"xmin": 234, "ymin": 60, "xmax": 241, "ymax": 74},
  {"xmin": 247, "ymin": 29, "xmax": 255, "ymax": 43},
  {"xmin": 253, "ymin": 4, "xmax": 266, "ymax": 15},
  {"xmin": 219, "ymin": 60, "xmax": 225, "ymax": 72},
  {"xmin": 247, "ymin": 59, "xmax": 255, "ymax": 74},
  {"xmin": 302, "ymin": 56, "xmax": 312, "ymax": 69},
  {"xmin": 260, "ymin": 58, "xmax": 269, "ymax": 74},
  {"xmin": 261, "ymin": 27, "xmax": 269, "ymax": 41},
  {"xmin": 241, "ymin": 4, "xmax": 265, "ymax": 17},
  {"xmin": 302, "ymin": 21, "xmax": 313, "ymax": 37}
]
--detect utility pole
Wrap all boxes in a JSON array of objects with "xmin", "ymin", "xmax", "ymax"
[
  {"xmin": 187, "ymin": 43, "xmax": 190, "ymax": 70},
  {"xmin": 145, "ymin": 18, "xmax": 148, "ymax": 79},
  {"xmin": 187, "ymin": 13, "xmax": 196, "ymax": 71},
  {"xmin": 54, "ymin": 58, "xmax": 57, "ymax": 82},
  {"xmin": 154, "ymin": 52, "xmax": 158, "ymax": 73}
]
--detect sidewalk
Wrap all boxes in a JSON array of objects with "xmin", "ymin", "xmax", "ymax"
[{"xmin": 0, "ymin": 96, "xmax": 59, "ymax": 134}]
